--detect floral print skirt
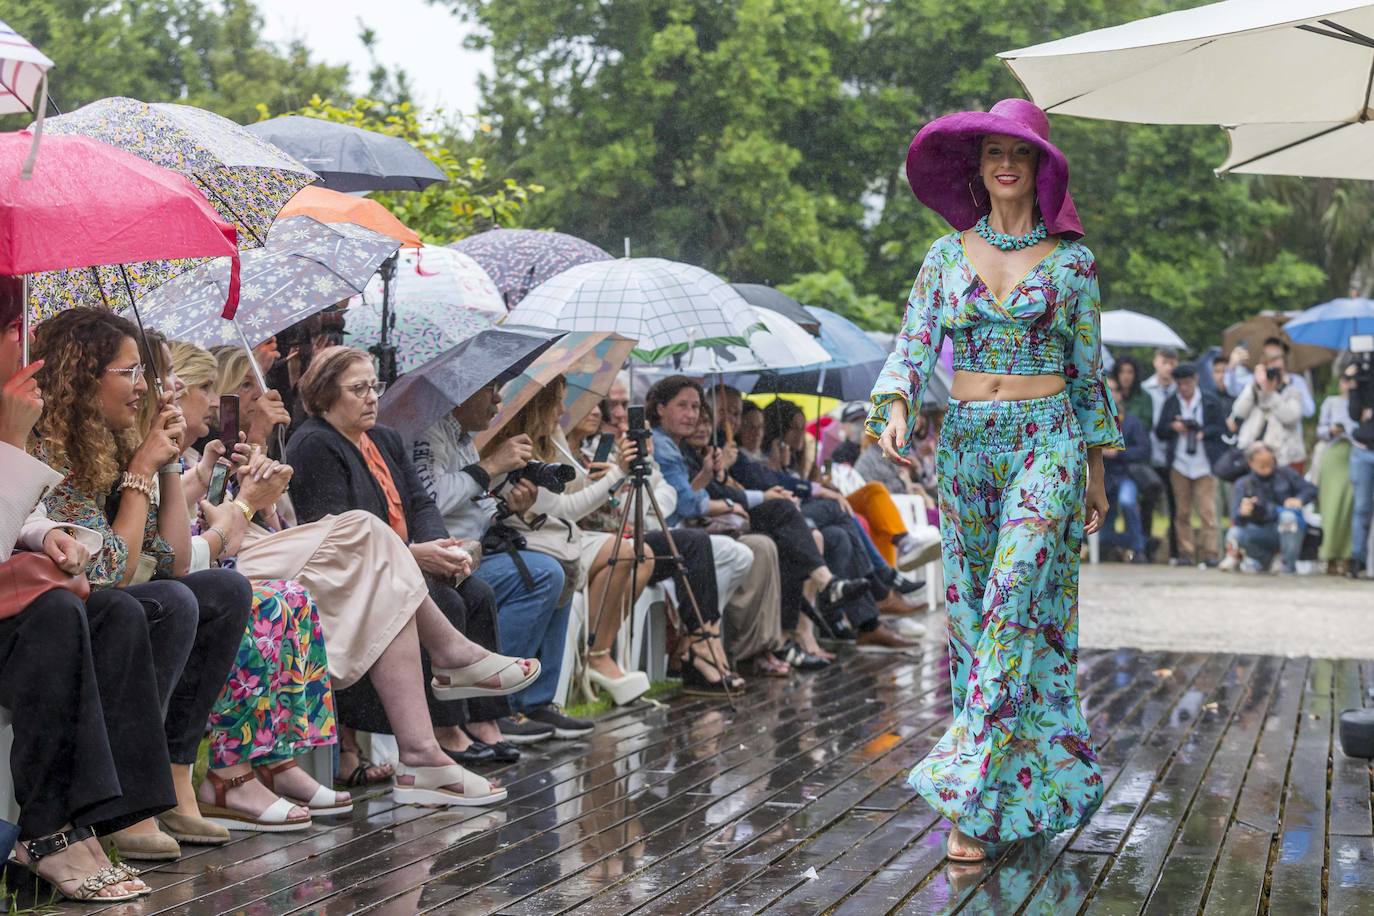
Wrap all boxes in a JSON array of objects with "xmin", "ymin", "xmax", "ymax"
[
  {"xmin": 910, "ymin": 392, "xmax": 1103, "ymax": 844},
  {"xmin": 207, "ymin": 578, "xmax": 337, "ymax": 768}
]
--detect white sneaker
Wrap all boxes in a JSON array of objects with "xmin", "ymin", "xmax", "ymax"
[
  {"xmin": 1218, "ymin": 554, "xmax": 1239, "ymax": 572},
  {"xmin": 888, "ymin": 617, "xmax": 928, "ymax": 640},
  {"xmin": 1240, "ymin": 558, "xmax": 1263, "ymax": 574},
  {"xmin": 896, "ymin": 530, "xmax": 942, "ymax": 572}
]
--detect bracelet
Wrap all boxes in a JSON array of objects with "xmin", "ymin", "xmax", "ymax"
[
  {"xmin": 232, "ymin": 498, "xmax": 255, "ymax": 522},
  {"xmin": 119, "ymin": 472, "xmax": 155, "ymax": 499},
  {"xmin": 158, "ymin": 461, "xmax": 181, "ymax": 475},
  {"xmin": 207, "ymin": 525, "xmax": 228, "ymax": 558}
]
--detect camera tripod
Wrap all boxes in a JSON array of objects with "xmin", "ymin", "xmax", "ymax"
[{"xmin": 586, "ymin": 443, "xmax": 739, "ymax": 710}]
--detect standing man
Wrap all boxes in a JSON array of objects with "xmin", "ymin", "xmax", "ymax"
[
  {"xmin": 1156, "ymin": 365, "xmax": 1227, "ymax": 568},
  {"xmin": 1141, "ymin": 347, "xmax": 1179, "ymax": 561}
]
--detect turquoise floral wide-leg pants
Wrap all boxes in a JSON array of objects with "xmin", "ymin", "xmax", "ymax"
[{"xmin": 909, "ymin": 393, "xmax": 1103, "ymax": 844}]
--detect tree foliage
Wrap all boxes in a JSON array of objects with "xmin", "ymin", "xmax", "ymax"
[
  {"xmin": 0, "ymin": 0, "xmax": 350, "ymax": 125},
  {"xmin": 446, "ymin": 0, "xmax": 1371, "ymax": 342},
  {"xmin": 260, "ymin": 96, "xmax": 544, "ymax": 243}
]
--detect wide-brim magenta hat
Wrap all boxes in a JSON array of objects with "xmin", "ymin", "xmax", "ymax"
[{"xmin": 905, "ymin": 98, "xmax": 1083, "ymax": 240}]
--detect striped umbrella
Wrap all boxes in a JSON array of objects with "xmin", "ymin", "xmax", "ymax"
[
  {"xmin": 0, "ymin": 18, "xmax": 53, "ymax": 178},
  {"xmin": 451, "ymin": 228, "xmax": 612, "ymax": 308},
  {"xmin": 507, "ymin": 258, "xmax": 762, "ymax": 363},
  {"xmin": 475, "ymin": 331, "xmax": 637, "ymax": 449},
  {"xmin": 41, "ymin": 97, "xmax": 317, "ymax": 248}
]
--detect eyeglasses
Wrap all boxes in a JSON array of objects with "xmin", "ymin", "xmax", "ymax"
[
  {"xmin": 345, "ymin": 381, "xmax": 386, "ymax": 398},
  {"xmin": 1343, "ymin": 374, "xmax": 1359, "ymax": 382},
  {"xmin": 105, "ymin": 364, "xmax": 146, "ymax": 383}
]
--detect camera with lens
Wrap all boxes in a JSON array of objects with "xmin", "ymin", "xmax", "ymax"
[
  {"xmin": 1182, "ymin": 418, "xmax": 1203, "ymax": 455},
  {"xmin": 506, "ymin": 460, "xmax": 576, "ymax": 493},
  {"xmin": 625, "ymin": 405, "xmax": 653, "ymax": 478},
  {"xmin": 1352, "ymin": 335, "xmax": 1374, "ymax": 388}
]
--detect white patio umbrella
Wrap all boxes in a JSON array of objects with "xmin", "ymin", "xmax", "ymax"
[
  {"xmin": 1001, "ymin": 1, "xmax": 1374, "ymax": 126},
  {"xmin": 0, "ymin": 18, "xmax": 54, "ymax": 178},
  {"xmin": 507, "ymin": 257, "xmax": 763, "ymax": 363},
  {"xmin": 642, "ymin": 306, "xmax": 829, "ymax": 376},
  {"xmin": 1100, "ymin": 309, "xmax": 1187, "ymax": 350}
]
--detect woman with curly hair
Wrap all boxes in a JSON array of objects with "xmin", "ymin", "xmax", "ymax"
[{"xmin": 32, "ymin": 309, "xmax": 252, "ymax": 862}]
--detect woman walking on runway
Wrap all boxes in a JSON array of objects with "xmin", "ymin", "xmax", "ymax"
[{"xmin": 868, "ymin": 98, "xmax": 1123, "ymax": 862}]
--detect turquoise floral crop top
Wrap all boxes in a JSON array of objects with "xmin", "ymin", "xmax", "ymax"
[{"xmin": 867, "ymin": 232, "xmax": 1124, "ymax": 450}]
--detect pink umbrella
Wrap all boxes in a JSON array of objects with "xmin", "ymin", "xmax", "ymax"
[{"xmin": 0, "ymin": 131, "xmax": 240, "ymax": 361}]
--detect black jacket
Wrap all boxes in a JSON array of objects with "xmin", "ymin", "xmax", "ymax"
[
  {"xmin": 1351, "ymin": 378, "xmax": 1374, "ymax": 448},
  {"xmin": 285, "ymin": 416, "xmax": 448, "ymax": 544},
  {"xmin": 1155, "ymin": 390, "xmax": 1228, "ymax": 468},
  {"xmin": 1231, "ymin": 467, "xmax": 1318, "ymax": 525},
  {"xmin": 1103, "ymin": 413, "xmax": 1150, "ymax": 490}
]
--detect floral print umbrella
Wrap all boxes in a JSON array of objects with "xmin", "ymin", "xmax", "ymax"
[
  {"xmin": 346, "ymin": 246, "xmax": 507, "ymax": 374},
  {"xmin": 450, "ymin": 228, "xmax": 612, "ymax": 309},
  {"xmin": 41, "ymin": 96, "xmax": 317, "ymax": 248},
  {"xmin": 474, "ymin": 331, "xmax": 637, "ymax": 449},
  {"xmin": 129, "ymin": 217, "xmax": 400, "ymax": 350}
]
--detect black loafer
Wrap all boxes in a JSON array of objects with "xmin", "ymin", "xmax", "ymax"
[
  {"xmin": 443, "ymin": 741, "xmax": 496, "ymax": 766},
  {"xmin": 462, "ymin": 726, "xmax": 522, "ymax": 763}
]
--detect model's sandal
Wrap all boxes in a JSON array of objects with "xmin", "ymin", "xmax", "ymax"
[
  {"xmin": 945, "ymin": 835, "xmax": 986, "ymax": 863},
  {"xmin": 254, "ymin": 759, "xmax": 354, "ymax": 816},
  {"xmin": 13, "ymin": 826, "xmax": 143, "ymax": 903},
  {"xmin": 198, "ymin": 769, "xmax": 313, "ymax": 833},
  {"xmin": 431, "ymin": 653, "xmax": 540, "ymax": 700},
  {"xmin": 391, "ymin": 762, "xmax": 508, "ymax": 807}
]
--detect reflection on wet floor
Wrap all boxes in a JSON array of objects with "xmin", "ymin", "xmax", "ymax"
[{"xmin": 12, "ymin": 647, "xmax": 1370, "ymax": 914}]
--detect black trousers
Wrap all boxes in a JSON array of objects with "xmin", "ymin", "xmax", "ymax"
[
  {"xmin": 645, "ymin": 527, "xmax": 720, "ymax": 631},
  {"xmin": 126, "ymin": 569, "xmax": 254, "ymax": 764},
  {"xmin": 807, "ymin": 508, "xmax": 880, "ymax": 631},
  {"xmin": 746, "ymin": 500, "xmax": 825, "ymax": 630},
  {"xmin": 0, "ymin": 589, "xmax": 175, "ymax": 838},
  {"xmin": 337, "ymin": 575, "xmax": 510, "ymax": 734}
]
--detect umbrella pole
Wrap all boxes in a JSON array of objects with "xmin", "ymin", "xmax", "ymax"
[
  {"xmin": 815, "ymin": 367, "xmax": 827, "ymax": 473},
  {"xmin": 374, "ymin": 252, "xmax": 399, "ymax": 385},
  {"xmin": 117, "ymin": 264, "xmax": 164, "ymax": 398},
  {"xmin": 20, "ymin": 276, "xmax": 29, "ymax": 367},
  {"xmin": 234, "ymin": 318, "xmax": 287, "ymax": 455}
]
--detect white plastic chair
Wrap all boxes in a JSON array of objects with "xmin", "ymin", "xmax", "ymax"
[
  {"xmin": 890, "ymin": 493, "xmax": 944, "ymax": 609},
  {"xmin": 0, "ymin": 706, "xmax": 17, "ymax": 826}
]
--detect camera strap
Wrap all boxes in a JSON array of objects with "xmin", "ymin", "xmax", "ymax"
[{"xmin": 504, "ymin": 543, "xmax": 536, "ymax": 590}]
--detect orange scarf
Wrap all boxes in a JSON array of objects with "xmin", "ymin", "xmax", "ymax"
[{"xmin": 360, "ymin": 432, "xmax": 408, "ymax": 542}]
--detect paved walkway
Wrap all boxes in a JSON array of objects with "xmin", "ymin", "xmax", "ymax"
[{"xmin": 1078, "ymin": 563, "xmax": 1374, "ymax": 659}]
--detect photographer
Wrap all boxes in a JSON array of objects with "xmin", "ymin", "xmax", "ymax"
[
  {"xmin": 1229, "ymin": 340, "xmax": 1308, "ymax": 472},
  {"xmin": 414, "ymin": 378, "xmax": 590, "ymax": 741},
  {"xmin": 1225, "ymin": 337, "xmax": 1316, "ymax": 418},
  {"xmin": 1349, "ymin": 353, "xmax": 1374, "ymax": 579},
  {"xmin": 1224, "ymin": 442, "xmax": 1317, "ymax": 575},
  {"xmin": 1155, "ymin": 365, "xmax": 1227, "ymax": 567}
]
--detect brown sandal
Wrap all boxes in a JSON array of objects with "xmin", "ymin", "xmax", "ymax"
[
  {"xmin": 199, "ymin": 769, "xmax": 312, "ymax": 833},
  {"xmin": 253, "ymin": 759, "xmax": 353, "ymax": 816}
]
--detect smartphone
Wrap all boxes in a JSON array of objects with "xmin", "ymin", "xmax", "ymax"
[
  {"xmin": 627, "ymin": 405, "xmax": 646, "ymax": 432},
  {"xmin": 593, "ymin": 433, "xmax": 616, "ymax": 464},
  {"xmin": 206, "ymin": 462, "xmax": 229, "ymax": 506},
  {"xmin": 218, "ymin": 394, "xmax": 240, "ymax": 446}
]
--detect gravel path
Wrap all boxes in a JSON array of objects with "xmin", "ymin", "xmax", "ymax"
[{"xmin": 1077, "ymin": 563, "xmax": 1374, "ymax": 659}]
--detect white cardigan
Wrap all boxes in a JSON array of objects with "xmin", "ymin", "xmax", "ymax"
[{"xmin": 0, "ymin": 441, "xmax": 101, "ymax": 563}]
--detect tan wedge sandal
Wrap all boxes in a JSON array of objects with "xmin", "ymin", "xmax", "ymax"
[
  {"xmin": 198, "ymin": 769, "xmax": 312, "ymax": 833},
  {"xmin": 254, "ymin": 759, "xmax": 353, "ymax": 816}
]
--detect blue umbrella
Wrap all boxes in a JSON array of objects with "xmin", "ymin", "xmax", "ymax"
[
  {"xmin": 742, "ymin": 307, "xmax": 891, "ymax": 402},
  {"xmin": 1285, "ymin": 298, "xmax": 1374, "ymax": 351}
]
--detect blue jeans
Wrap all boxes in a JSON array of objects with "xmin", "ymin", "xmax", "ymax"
[
  {"xmin": 473, "ymin": 550, "xmax": 570, "ymax": 712},
  {"xmin": 1233, "ymin": 508, "xmax": 1305, "ymax": 572},
  {"xmin": 1101, "ymin": 476, "xmax": 1145, "ymax": 554},
  {"xmin": 1351, "ymin": 446, "xmax": 1374, "ymax": 565}
]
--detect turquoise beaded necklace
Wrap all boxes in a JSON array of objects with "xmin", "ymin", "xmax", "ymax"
[{"xmin": 973, "ymin": 215, "xmax": 1047, "ymax": 251}]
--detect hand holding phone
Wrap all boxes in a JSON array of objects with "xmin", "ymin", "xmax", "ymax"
[
  {"xmin": 206, "ymin": 462, "xmax": 230, "ymax": 505},
  {"xmin": 218, "ymin": 394, "xmax": 241, "ymax": 447},
  {"xmin": 592, "ymin": 433, "xmax": 616, "ymax": 464}
]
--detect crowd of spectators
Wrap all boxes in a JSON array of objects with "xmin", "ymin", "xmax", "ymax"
[{"xmin": 0, "ymin": 282, "xmax": 938, "ymax": 901}]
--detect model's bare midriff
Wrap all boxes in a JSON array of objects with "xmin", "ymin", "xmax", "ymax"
[{"xmin": 950, "ymin": 370, "xmax": 1066, "ymax": 402}]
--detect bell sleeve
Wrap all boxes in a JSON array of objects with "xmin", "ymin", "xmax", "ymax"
[
  {"xmin": 1064, "ymin": 252, "xmax": 1125, "ymax": 450},
  {"xmin": 866, "ymin": 249, "xmax": 944, "ymax": 449}
]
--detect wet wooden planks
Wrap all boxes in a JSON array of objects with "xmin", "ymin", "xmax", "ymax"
[{"xmin": 16, "ymin": 647, "xmax": 1373, "ymax": 915}]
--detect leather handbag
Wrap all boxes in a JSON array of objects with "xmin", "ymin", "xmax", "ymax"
[{"xmin": 0, "ymin": 551, "xmax": 91, "ymax": 621}]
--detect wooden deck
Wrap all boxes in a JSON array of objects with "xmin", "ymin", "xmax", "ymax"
[{"xmin": 9, "ymin": 644, "xmax": 1374, "ymax": 915}]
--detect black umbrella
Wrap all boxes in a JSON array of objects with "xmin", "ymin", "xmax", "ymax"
[
  {"xmin": 730, "ymin": 283, "xmax": 821, "ymax": 335},
  {"xmin": 378, "ymin": 326, "xmax": 564, "ymax": 443},
  {"xmin": 246, "ymin": 116, "xmax": 447, "ymax": 193}
]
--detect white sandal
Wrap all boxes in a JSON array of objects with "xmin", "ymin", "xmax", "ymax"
[
  {"xmin": 431, "ymin": 653, "xmax": 541, "ymax": 701},
  {"xmin": 198, "ymin": 770, "xmax": 313, "ymax": 833},
  {"xmin": 392, "ymin": 762, "xmax": 508, "ymax": 807},
  {"xmin": 254, "ymin": 759, "xmax": 354, "ymax": 816}
]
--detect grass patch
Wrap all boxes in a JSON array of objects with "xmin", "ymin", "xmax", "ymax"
[{"xmin": 563, "ymin": 679, "xmax": 680, "ymax": 720}]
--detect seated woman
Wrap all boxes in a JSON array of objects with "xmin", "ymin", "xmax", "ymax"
[
  {"xmin": 647, "ymin": 376, "xmax": 876, "ymax": 661},
  {"xmin": 283, "ymin": 346, "xmax": 539, "ymax": 804},
  {"xmin": 681, "ymin": 405, "xmax": 792, "ymax": 677},
  {"xmin": 757, "ymin": 400, "xmax": 923, "ymax": 646},
  {"xmin": 481, "ymin": 379, "xmax": 661, "ymax": 702},
  {"xmin": 0, "ymin": 286, "xmax": 162, "ymax": 901},
  {"xmin": 156, "ymin": 339, "xmax": 343, "ymax": 830},
  {"xmin": 31, "ymin": 309, "xmax": 254, "ymax": 862}
]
